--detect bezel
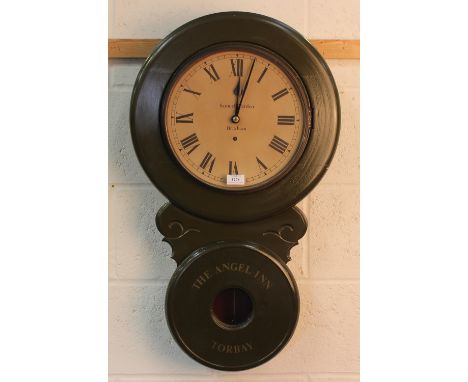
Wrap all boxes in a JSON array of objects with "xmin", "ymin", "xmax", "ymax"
[
  {"xmin": 130, "ymin": 11, "xmax": 340, "ymax": 223},
  {"xmin": 160, "ymin": 42, "xmax": 312, "ymax": 192}
]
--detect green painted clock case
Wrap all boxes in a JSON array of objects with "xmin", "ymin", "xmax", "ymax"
[{"xmin": 130, "ymin": 11, "xmax": 340, "ymax": 223}]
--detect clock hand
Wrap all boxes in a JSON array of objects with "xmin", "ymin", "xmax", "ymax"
[
  {"xmin": 232, "ymin": 78, "xmax": 241, "ymax": 123},
  {"xmin": 234, "ymin": 77, "xmax": 241, "ymax": 99},
  {"xmin": 233, "ymin": 58, "xmax": 256, "ymax": 121}
]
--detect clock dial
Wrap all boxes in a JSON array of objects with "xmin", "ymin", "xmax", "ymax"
[{"xmin": 163, "ymin": 44, "xmax": 311, "ymax": 190}]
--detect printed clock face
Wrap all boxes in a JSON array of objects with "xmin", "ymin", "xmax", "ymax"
[{"xmin": 163, "ymin": 44, "xmax": 312, "ymax": 190}]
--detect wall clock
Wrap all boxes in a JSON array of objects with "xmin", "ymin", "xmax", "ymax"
[{"xmin": 130, "ymin": 11, "xmax": 340, "ymax": 371}]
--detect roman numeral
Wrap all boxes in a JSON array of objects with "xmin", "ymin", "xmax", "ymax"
[
  {"xmin": 230, "ymin": 59, "xmax": 243, "ymax": 76},
  {"xmin": 175, "ymin": 112, "xmax": 194, "ymax": 123},
  {"xmin": 229, "ymin": 161, "xmax": 238, "ymax": 175},
  {"xmin": 187, "ymin": 144, "xmax": 200, "ymax": 155},
  {"xmin": 277, "ymin": 115, "xmax": 295, "ymax": 125},
  {"xmin": 183, "ymin": 88, "xmax": 201, "ymax": 96},
  {"xmin": 269, "ymin": 135, "xmax": 289, "ymax": 154},
  {"xmin": 272, "ymin": 88, "xmax": 289, "ymax": 101},
  {"xmin": 180, "ymin": 133, "xmax": 199, "ymax": 153},
  {"xmin": 200, "ymin": 152, "xmax": 216, "ymax": 172},
  {"xmin": 256, "ymin": 157, "xmax": 268, "ymax": 171},
  {"xmin": 203, "ymin": 64, "xmax": 220, "ymax": 82},
  {"xmin": 257, "ymin": 65, "xmax": 269, "ymax": 83}
]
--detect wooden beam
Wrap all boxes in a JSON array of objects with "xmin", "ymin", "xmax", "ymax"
[
  {"xmin": 310, "ymin": 39, "xmax": 360, "ymax": 60},
  {"xmin": 108, "ymin": 39, "xmax": 360, "ymax": 59}
]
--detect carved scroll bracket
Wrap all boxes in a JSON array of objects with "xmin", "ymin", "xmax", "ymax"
[{"xmin": 156, "ymin": 203, "xmax": 308, "ymax": 265}]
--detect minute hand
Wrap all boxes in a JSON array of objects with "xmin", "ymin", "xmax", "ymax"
[{"xmin": 235, "ymin": 58, "xmax": 256, "ymax": 116}]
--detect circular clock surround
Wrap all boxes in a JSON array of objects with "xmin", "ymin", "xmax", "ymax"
[
  {"xmin": 161, "ymin": 42, "xmax": 312, "ymax": 191},
  {"xmin": 131, "ymin": 11, "xmax": 340, "ymax": 223}
]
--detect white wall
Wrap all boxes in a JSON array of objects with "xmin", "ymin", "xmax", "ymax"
[{"xmin": 109, "ymin": 1, "xmax": 360, "ymax": 380}]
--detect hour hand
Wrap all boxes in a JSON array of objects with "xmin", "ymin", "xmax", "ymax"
[
  {"xmin": 233, "ymin": 78, "xmax": 241, "ymax": 97},
  {"xmin": 232, "ymin": 78, "xmax": 241, "ymax": 123}
]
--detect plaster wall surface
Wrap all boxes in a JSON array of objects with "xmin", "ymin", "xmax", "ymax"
[{"xmin": 109, "ymin": 1, "xmax": 359, "ymax": 380}]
